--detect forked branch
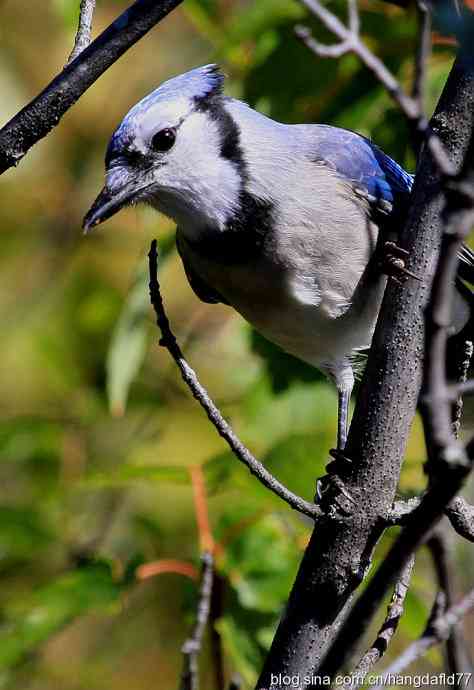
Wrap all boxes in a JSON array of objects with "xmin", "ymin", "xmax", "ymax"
[{"xmin": 295, "ymin": 0, "xmax": 454, "ymax": 175}]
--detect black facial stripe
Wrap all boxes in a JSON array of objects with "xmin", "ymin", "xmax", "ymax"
[
  {"xmin": 193, "ymin": 95, "xmax": 246, "ymax": 178},
  {"xmin": 192, "ymin": 95, "xmax": 274, "ymax": 263}
]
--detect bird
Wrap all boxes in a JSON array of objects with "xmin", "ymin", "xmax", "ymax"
[{"xmin": 83, "ymin": 64, "xmax": 473, "ymax": 453}]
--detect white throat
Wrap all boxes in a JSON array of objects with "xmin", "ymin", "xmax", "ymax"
[{"xmin": 147, "ymin": 110, "xmax": 243, "ymax": 238}]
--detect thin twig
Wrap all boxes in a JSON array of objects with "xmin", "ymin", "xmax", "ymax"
[
  {"xmin": 295, "ymin": 0, "xmax": 455, "ymax": 175},
  {"xmin": 148, "ymin": 241, "xmax": 323, "ymax": 520},
  {"xmin": 68, "ymin": 0, "xmax": 96, "ymax": 63},
  {"xmin": 450, "ymin": 340, "xmax": 473, "ymax": 439},
  {"xmin": 412, "ymin": 0, "xmax": 431, "ymax": 116},
  {"xmin": 428, "ymin": 529, "xmax": 471, "ymax": 676},
  {"xmin": 0, "ymin": 0, "xmax": 183, "ymax": 174},
  {"xmin": 373, "ymin": 587, "xmax": 474, "ymax": 685},
  {"xmin": 343, "ymin": 556, "xmax": 414, "ymax": 689},
  {"xmin": 180, "ymin": 552, "xmax": 214, "ymax": 690},
  {"xmin": 210, "ymin": 572, "xmax": 226, "ymax": 690},
  {"xmin": 420, "ymin": 138, "xmax": 474, "ymax": 474}
]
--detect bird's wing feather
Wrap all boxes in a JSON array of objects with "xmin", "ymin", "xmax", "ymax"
[
  {"xmin": 311, "ymin": 125, "xmax": 413, "ymax": 217},
  {"xmin": 311, "ymin": 125, "xmax": 474, "ymax": 284}
]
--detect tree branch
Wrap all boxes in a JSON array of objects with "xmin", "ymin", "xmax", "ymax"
[
  {"xmin": 342, "ymin": 556, "xmax": 414, "ymax": 689},
  {"xmin": 412, "ymin": 1, "xmax": 431, "ymax": 115},
  {"xmin": 258, "ymin": 45, "xmax": 474, "ymax": 690},
  {"xmin": 295, "ymin": 0, "xmax": 455, "ymax": 175},
  {"xmin": 0, "ymin": 0, "xmax": 183, "ymax": 174},
  {"xmin": 315, "ymin": 51, "xmax": 474, "ymax": 681},
  {"xmin": 373, "ymin": 587, "xmax": 474, "ymax": 685},
  {"xmin": 148, "ymin": 240, "xmax": 323, "ymax": 521},
  {"xmin": 445, "ymin": 496, "xmax": 474, "ymax": 543},
  {"xmin": 318, "ymin": 444, "xmax": 474, "ymax": 679},
  {"xmin": 428, "ymin": 529, "xmax": 472, "ymax": 677},
  {"xmin": 68, "ymin": 0, "xmax": 96, "ymax": 63},
  {"xmin": 390, "ymin": 495, "xmax": 474, "ymax": 542},
  {"xmin": 180, "ymin": 552, "xmax": 214, "ymax": 690}
]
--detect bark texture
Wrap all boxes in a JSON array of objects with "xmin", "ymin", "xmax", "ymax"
[{"xmin": 257, "ymin": 51, "xmax": 474, "ymax": 690}]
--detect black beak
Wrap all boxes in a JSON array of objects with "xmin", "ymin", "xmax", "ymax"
[{"xmin": 82, "ymin": 183, "xmax": 136, "ymax": 233}]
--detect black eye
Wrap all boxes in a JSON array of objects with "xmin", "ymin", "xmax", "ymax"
[{"xmin": 150, "ymin": 128, "xmax": 176, "ymax": 152}]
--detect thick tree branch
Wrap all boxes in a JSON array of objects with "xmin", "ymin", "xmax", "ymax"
[
  {"xmin": 148, "ymin": 241, "xmax": 323, "ymax": 521},
  {"xmin": 318, "ymin": 444, "xmax": 474, "ymax": 679},
  {"xmin": 342, "ymin": 556, "xmax": 414, "ymax": 689},
  {"xmin": 374, "ymin": 587, "xmax": 474, "ymax": 685},
  {"xmin": 315, "ymin": 51, "xmax": 474, "ymax": 681},
  {"xmin": 258, "ymin": 46, "xmax": 474, "ymax": 690},
  {"xmin": 68, "ymin": 0, "xmax": 96, "ymax": 63},
  {"xmin": 180, "ymin": 552, "xmax": 214, "ymax": 690},
  {"xmin": 0, "ymin": 0, "xmax": 183, "ymax": 174}
]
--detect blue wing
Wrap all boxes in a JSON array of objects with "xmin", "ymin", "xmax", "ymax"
[
  {"xmin": 311, "ymin": 125, "xmax": 413, "ymax": 217},
  {"xmin": 311, "ymin": 126, "xmax": 474, "ymax": 285}
]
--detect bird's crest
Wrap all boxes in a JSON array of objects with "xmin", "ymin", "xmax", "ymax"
[
  {"xmin": 106, "ymin": 65, "xmax": 226, "ymax": 162},
  {"xmin": 126, "ymin": 64, "xmax": 224, "ymax": 119}
]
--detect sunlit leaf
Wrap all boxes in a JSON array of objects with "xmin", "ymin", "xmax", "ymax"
[{"xmin": 221, "ymin": 514, "xmax": 301, "ymax": 613}]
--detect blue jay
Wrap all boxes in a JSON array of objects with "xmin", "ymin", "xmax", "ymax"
[{"xmin": 83, "ymin": 65, "xmax": 472, "ymax": 451}]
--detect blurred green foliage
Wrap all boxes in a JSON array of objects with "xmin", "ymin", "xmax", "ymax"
[{"xmin": 0, "ymin": 1, "xmax": 473, "ymax": 689}]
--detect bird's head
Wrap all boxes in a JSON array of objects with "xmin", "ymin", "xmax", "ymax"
[{"xmin": 83, "ymin": 64, "xmax": 245, "ymax": 234}]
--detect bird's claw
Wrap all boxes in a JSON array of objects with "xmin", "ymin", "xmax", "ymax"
[
  {"xmin": 315, "ymin": 448, "xmax": 357, "ymax": 515},
  {"xmin": 381, "ymin": 241, "xmax": 422, "ymax": 284}
]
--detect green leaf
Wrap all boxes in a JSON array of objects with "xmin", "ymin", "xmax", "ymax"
[
  {"xmin": 226, "ymin": 0, "xmax": 304, "ymax": 44},
  {"xmin": 182, "ymin": 0, "xmax": 225, "ymax": 53},
  {"xmin": 216, "ymin": 616, "xmax": 262, "ymax": 686},
  {"xmin": 203, "ymin": 451, "xmax": 235, "ymax": 494},
  {"xmin": 263, "ymin": 433, "xmax": 328, "ymax": 501},
  {"xmin": 106, "ymin": 263, "xmax": 150, "ymax": 417},
  {"xmin": 0, "ymin": 561, "xmax": 123, "ymax": 670},
  {"xmin": 221, "ymin": 514, "xmax": 301, "ymax": 613},
  {"xmin": 242, "ymin": 374, "xmax": 337, "ymax": 449},
  {"xmin": 0, "ymin": 507, "xmax": 53, "ymax": 563},
  {"xmin": 106, "ymin": 236, "xmax": 174, "ymax": 416},
  {"xmin": 51, "ymin": 0, "xmax": 81, "ymax": 29},
  {"xmin": 400, "ymin": 589, "xmax": 430, "ymax": 641}
]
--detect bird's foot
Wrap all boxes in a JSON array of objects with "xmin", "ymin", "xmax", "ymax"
[
  {"xmin": 380, "ymin": 241, "xmax": 421, "ymax": 284},
  {"xmin": 315, "ymin": 448, "xmax": 356, "ymax": 516}
]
